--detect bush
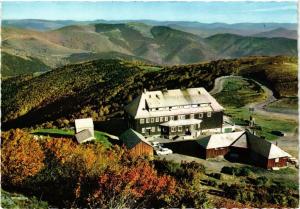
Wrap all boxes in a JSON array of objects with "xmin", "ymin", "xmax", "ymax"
[
  {"xmin": 254, "ymin": 176, "xmax": 268, "ymax": 186},
  {"xmin": 209, "ymin": 172, "xmax": 221, "ymax": 180},
  {"xmin": 206, "ymin": 179, "xmax": 217, "ymax": 187},
  {"xmin": 221, "ymin": 166, "xmax": 252, "ymax": 177}
]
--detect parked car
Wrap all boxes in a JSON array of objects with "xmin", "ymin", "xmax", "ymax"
[
  {"xmin": 156, "ymin": 148, "xmax": 173, "ymax": 155},
  {"xmin": 151, "ymin": 141, "xmax": 162, "ymax": 148},
  {"xmin": 270, "ymin": 130, "xmax": 284, "ymax": 136}
]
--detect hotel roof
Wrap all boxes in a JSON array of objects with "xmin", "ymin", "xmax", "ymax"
[{"xmin": 125, "ymin": 87, "xmax": 224, "ymax": 119}]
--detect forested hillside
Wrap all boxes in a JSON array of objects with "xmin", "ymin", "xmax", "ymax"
[{"xmin": 2, "ymin": 56, "xmax": 297, "ymax": 129}]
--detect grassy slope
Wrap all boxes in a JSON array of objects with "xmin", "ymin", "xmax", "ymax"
[
  {"xmin": 214, "ymin": 77, "xmax": 266, "ymax": 108},
  {"xmin": 266, "ymin": 97, "xmax": 298, "ymax": 112},
  {"xmin": 2, "ymin": 56, "xmax": 297, "ymax": 130},
  {"xmin": 32, "ymin": 128, "xmax": 112, "ymax": 147},
  {"xmin": 214, "ymin": 76, "xmax": 297, "ymax": 140},
  {"xmin": 226, "ymin": 107, "xmax": 297, "ymax": 140},
  {"xmin": 1, "ymin": 189, "xmax": 48, "ymax": 209}
]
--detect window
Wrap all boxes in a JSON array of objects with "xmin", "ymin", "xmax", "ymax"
[
  {"xmin": 190, "ymin": 114, "xmax": 194, "ymax": 119},
  {"xmin": 275, "ymin": 158, "xmax": 279, "ymax": 163},
  {"xmin": 151, "ymin": 127, "xmax": 156, "ymax": 133},
  {"xmin": 171, "ymin": 127, "xmax": 176, "ymax": 132},
  {"xmin": 178, "ymin": 126, "xmax": 182, "ymax": 132},
  {"xmin": 151, "ymin": 118, "xmax": 155, "ymax": 123},
  {"xmin": 192, "ymin": 104, "xmax": 198, "ymax": 108},
  {"xmin": 157, "ymin": 126, "xmax": 161, "ymax": 132},
  {"xmin": 162, "ymin": 127, "xmax": 167, "ymax": 133},
  {"xmin": 199, "ymin": 113, "xmax": 203, "ymax": 118},
  {"xmin": 146, "ymin": 118, "xmax": 150, "ymax": 123},
  {"xmin": 170, "ymin": 116, "xmax": 174, "ymax": 120},
  {"xmin": 179, "ymin": 115, "xmax": 185, "ymax": 120},
  {"xmin": 155, "ymin": 117, "xmax": 159, "ymax": 122},
  {"xmin": 160, "ymin": 117, "xmax": 164, "ymax": 122},
  {"xmin": 165, "ymin": 116, "xmax": 169, "ymax": 122},
  {"xmin": 207, "ymin": 112, "xmax": 212, "ymax": 117},
  {"xmin": 142, "ymin": 128, "xmax": 146, "ymax": 133},
  {"xmin": 140, "ymin": 119, "xmax": 145, "ymax": 124}
]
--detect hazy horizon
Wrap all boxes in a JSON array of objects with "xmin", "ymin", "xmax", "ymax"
[
  {"xmin": 2, "ymin": 18, "xmax": 297, "ymax": 25},
  {"xmin": 3, "ymin": 1, "xmax": 297, "ymax": 24}
]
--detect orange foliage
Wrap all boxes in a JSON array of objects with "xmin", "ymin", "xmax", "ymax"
[
  {"xmin": 87, "ymin": 160, "xmax": 176, "ymax": 207},
  {"xmin": 1, "ymin": 129, "xmax": 45, "ymax": 186}
]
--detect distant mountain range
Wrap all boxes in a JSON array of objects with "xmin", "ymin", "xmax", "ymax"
[
  {"xmin": 2, "ymin": 20, "xmax": 298, "ymax": 77},
  {"xmin": 3, "ymin": 19, "xmax": 297, "ymax": 37}
]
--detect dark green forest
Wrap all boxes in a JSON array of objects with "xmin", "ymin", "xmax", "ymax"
[{"xmin": 2, "ymin": 56, "xmax": 297, "ymax": 130}]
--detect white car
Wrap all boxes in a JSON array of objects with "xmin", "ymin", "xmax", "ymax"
[
  {"xmin": 151, "ymin": 141, "xmax": 162, "ymax": 148},
  {"xmin": 156, "ymin": 148, "xmax": 173, "ymax": 155}
]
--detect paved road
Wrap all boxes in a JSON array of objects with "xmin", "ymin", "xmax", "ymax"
[{"xmin": 210, "ymin": 76, "xmax": 298, "ymax": 122}]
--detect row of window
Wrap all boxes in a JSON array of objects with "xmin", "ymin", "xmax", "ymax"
[
  {"xmin": 141, "ymin": 126, "xmax": 161, "ymax": 133},
  {"xmin": 141, "ymin": 124, "xmax": 200, "ymax": 134},
  {"xmin": 148, "ymin": 104, "xmax": 210, "ymax": 112},
  {"xmin": 140, "ymin": 112, "xmax": 211, "ymax": 124}
]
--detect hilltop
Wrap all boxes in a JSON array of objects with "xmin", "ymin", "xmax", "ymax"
[
  {"xmin": 2, "ymin": 56, "xmax": 297, "ymax": 129},
  {"xmin": 2, "ymin": 22, "xmax": 297, "ymax": 76}
]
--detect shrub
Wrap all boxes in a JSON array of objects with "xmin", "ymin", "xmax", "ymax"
[
  {"xmin": 221, "ymin": 166, "xmax": 252, "ymax": 177},
  {"xmin": 1, "ymin": 129, "xmax": 45, "ymax": 187},
  {"xmin": 206, "ymin": 179, "xmax": 217, "ymax": 187},
  {"xmin": 254, "ymin": 176, "xmax": 269, "ymax": 186},
  {"xmin": 209, "ymin": 172, "xmax": 221, "ymax": 180}
]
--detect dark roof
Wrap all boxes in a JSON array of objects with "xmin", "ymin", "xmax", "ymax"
[
  {"xmin": 119, "ymin": 129, "xmax": 152, "ymax": 149},
  {"xmin": 246, "ymin": 131, "xmax": 290, "ymax": 159}
]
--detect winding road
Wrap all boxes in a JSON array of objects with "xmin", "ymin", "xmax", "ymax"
[{"xmin": 210, "ymin": 76, "xmax": 298, "ymax": 121}]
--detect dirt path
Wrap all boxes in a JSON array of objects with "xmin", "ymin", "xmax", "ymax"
[{"xmin": 210, "ymin": 76, "xmax": 298, "ymax": 122}]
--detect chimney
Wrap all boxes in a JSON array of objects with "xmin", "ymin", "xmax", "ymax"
[{"xmin": 143, "ymin": 88, "xmax": 147, "ymax": 93}]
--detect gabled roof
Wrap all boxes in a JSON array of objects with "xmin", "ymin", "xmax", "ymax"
[
  {"xmin": 231, "ymin": 132, "xmax": 248, "ymax": 148},
  {"xmin": 198, "ymin": 130, "xmax": 291, "ymax": 159},
  {"xmin": 246, "ymin": 131, "xmax": 291, "ymax": 159},
  {"xmin": 197, "ymin": 131, "xmax": 245, "ymax": 149},
  {"xmin": 125, "ymin": 88, "xmax": 224, "ymax": 119},
  {"xmin": 75, "ymin": 129, "xmax": 95, "ymax": 144},
  {"xmin": 75, "ymin": 118, "xmax": 94, "ymax": 130},
  {"xmin": 119, "ymin": 129, "xmax": 152, "ymax": 149}
]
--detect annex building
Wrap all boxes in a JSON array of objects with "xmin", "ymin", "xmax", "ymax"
[{"xmin": 125, "ymin": 87, "xmax": 225, "ymax": 139}]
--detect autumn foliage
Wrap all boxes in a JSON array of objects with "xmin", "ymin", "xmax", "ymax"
[
  {"xmin": 86, "ymin": 160, "xmax": 176, "ymax": 208},
  {"xmin": 1, "ymin": 129, "xmax": 179, "ymax": 208},
  {"xmin": 1, "ymin": 129, "xmax": 45, "ymax": 186}
]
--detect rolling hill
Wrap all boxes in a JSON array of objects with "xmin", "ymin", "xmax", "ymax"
[
  {"xmin": 3, "ymin": 22, "xmax": 297, "ymax": 77},
  {"xmin": 2, "ymin": 56, "xmax": 297, "ymax": 129},
  {"xmin": 206, "ymin": 34, "xmax": 297, "ymax": 58},
  {"xmin": 253, "ymin": 28, "xmax": 297, "ymax": 40}
]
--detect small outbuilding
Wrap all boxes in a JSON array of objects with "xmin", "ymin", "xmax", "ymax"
[
  {"xmin": 75, "ymin": 118, "xmax": 94, "ymax": 137},
  {"xmin": 246, "ymin": 132, "xmax": 291, "ymax": 169},
  {"xmin": 197, "ymin": 131, "xmax": 245, "ymax": 159},
  {"xmin": 75, "ymin": 129, "xmax": 95, "ymax": 144},
  {"xmin": 120, "ymin": 129, "xmax": 154, "ymax": 157},
  {"xmin": 197, "ymin": 130, "xmax": 291, "ymax": 169}
]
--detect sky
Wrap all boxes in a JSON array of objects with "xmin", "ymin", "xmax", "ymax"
[{"xmin": 2, "ymin": 1, "xmax": 298, "ymax": 23}]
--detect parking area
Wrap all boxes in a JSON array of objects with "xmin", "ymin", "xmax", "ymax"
[{"xmin": 156, "ymin": 153, "xmax": 247, "ymax": 173}]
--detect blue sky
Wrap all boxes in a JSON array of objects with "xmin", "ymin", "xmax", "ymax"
[{"xmin": 2, "ymin": 1, "xmax": 297, "ymax": 23}]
